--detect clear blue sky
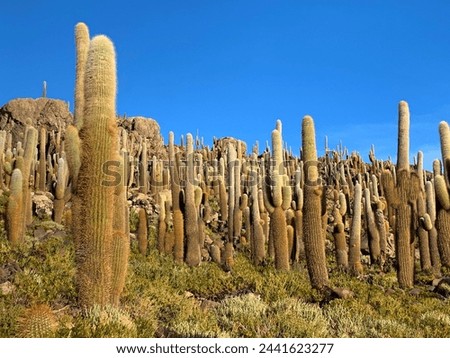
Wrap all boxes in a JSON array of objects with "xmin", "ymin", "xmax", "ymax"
[{"xmin": 1, "ymin": 0, "xmax": 449, "ymax": 169}]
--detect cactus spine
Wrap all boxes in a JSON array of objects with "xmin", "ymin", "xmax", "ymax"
[
  {"xmin": 16, "ymin": 304, "xmax": 58, "ymax": 338},
  {"xmin": 302, "ymin": 115, "xmax": 328, "ymax": 288}
]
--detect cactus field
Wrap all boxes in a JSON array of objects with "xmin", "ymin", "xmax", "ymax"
[{"xmin": 1, "ymin": 23, "xmax": 450, "ymax": 338}]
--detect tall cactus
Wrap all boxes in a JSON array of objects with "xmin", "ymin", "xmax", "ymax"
[
  {"xmin": 332, "ymin": 190, "xmax": 348, "ymax": 269},
  {"xmin": 364, "ymin": 187, "xmax": 381, "ymax": 265},
  {"xmin": 6, "ymin": 169, "xmax": 24, "ymax": 244},
  {"xmin": 65, "ymin": 125, "xmax": 81, "ymax": 190},
  {"xmin": 23, "ymin": 127, "xmax": 38, "ymax": 227},
  {"xmin": 169, "ymin": 132, "xmax": 184, "ymax": 263},
  {"xmin": 425, "ymin": 180, "xmax": 441, "ymax": 275},
  {"xmin": 184, "ymin": 133, "xmax": 201, "ymax": 266},
  {"xmin": 111, "ymin": 150, "xmax": 129, "ymax": 305},
  {"xmin": 263, "ymin": 127, "xmax": 291, "ymax": 271},
  {"xmin": 381, "ymin": 101, "xmax": 419, "ymax": 287},
  {"xmin": 302, "ymin": 115, "xmax": 329, "ymax": 289},
  {"xmin": 38, "ymin": 127, "xmax": 47, "ymax": 192},
  {"xmin": 53, "ymin": 157, "xmax": 68, "ymax": 224},
  {"xmin": 435, "ymin": 121, "xmax": 450, "ymax": 270},
  {"xmin": 73, "ymin": 35, "xmax": 120, "ymax": 307},
  {"xmin": 74, "ymin": 22, "xmax": 90, "ymax": 130},
  {"xmin": 137, "ymin": 208, "xmax": 148, "ymax": 256},
  {"xmin": 250, "ymin": 159, "xmax": 265, "ymax": 265},
  {"xmin": 349, "ymin": 182, "xmax": 363, "ymax": 275}
]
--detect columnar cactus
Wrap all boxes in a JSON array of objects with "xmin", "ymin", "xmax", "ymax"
[
  {"xmin": 381, "ymin": 101, "xmax": 419, "ymax": 287},
  {"xmin": 332, "ymin": 190, "xmax": 348, "ymax": 269},
  {"xmin": 227, "ymin": 143, "xmax": 237, "ymax": 246},
  {"xmin": 302, "ymin": 115, "xmax": 329, "ymax": 288},
  {"xmin": 219, "ymin": 157, "xmax": 228, "ymax": 221},
  {"xmin": 53, "ymin": 157, "xmax": 68, "ymax": 223},
  {"xmin": 293, "ymin": 169, "xmax": 305, "ymax": 262},
  {"xmin": 137, "ymin": 208, "xmax": 148, "ymax": 256},
  {"xmin": 65, "ymin": 125, "xmax": 81, "ymax": 190},
  {"xmin": 416, "ymin": 151, "xmax": 432, "ymax": 273},
  {"xmin": 6, "ymin": 168, "xmax": 24, "ymax": 244},
  {"xmin": 22, "ymin": 126, "xmax": 38, "ymax": 227},
  {"xmin": 0, "ymin": 131, "xmax": 7, "ymax": 189},
  {"xmin": 425, "ymin": 180, "xmax": 441, "ymax": 275},
  {"xmin": 38, "ymin": 127, "xmax": 47, "ymax": 192},
  {"xmin": 168, "ymin": 132, "xmax": 184, "ymax": 263},
  {"xmin": 73, "ymin": 35, "xmax": 121, "ymax": 307},
  {"xmin": 249, "ymin": 159, "xmax": 265, "ymax": 264},
  {"xmin": 435, "ymin": 121, "xmax": 450, "ymax": 270},
  {"xmin": 157, "ymin": 191, "xmax": 171, "ymax": 254},
  {"xmin": 74, "ymin": 22, "xmax": 90, "ymax": 130},
  {"xmin": 111, "ymin": 150, "xmax": 129, "ymax": 306},
  {"xmin": 184, "ymin": 133, "xmax": 201, "ymax": 266},
  {"xmin": 138, "ymin": 139, "xmax": 149, "ymax": 194},
  {"xmin": 349, "ymin": 182, "xmax": 363, "ymax": 275},
  {"xmin": 263, "ymin": 126, "xmax": 291, "ymax": 271},
  {"xmin": 363, "ymin": 187, "xmax": 381, "ymax": 265}
]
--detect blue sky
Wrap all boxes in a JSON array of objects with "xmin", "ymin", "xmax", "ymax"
[{"xmin": 1, "ymin": 0, "xmax": 449, "ymax": 169}]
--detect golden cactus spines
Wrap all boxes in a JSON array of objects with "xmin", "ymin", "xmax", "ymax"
[
  {"xmin": 74, "ymin": 35, "xmax": 119, "ymax": 308},
  {"xmin": 302, "ymin": 115, "xmax": 328, "ymax": 289},
  {"xmin": 74, "ymin": 22, "xmax": 90, "ymax": 130},
  {"xmin": 16, "ymin": 304, "xmax": 58, "ymax": 338}
]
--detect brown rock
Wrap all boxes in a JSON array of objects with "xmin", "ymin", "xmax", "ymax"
[
  {"xmin": 33, "ymin": 227, "xmax": 47, "ymax": 240},
  {"xmin": 118, "ymin": 116, "xmax": 167, "ymax": 159},
  {"xmin": 32, "ymin": 193, "xmax": 53, "ymax": 220},
  {"xmin": 0, "ymin": 98, "xmax": 72, "ymax": 144},
  {"xmin": 331, "ymin": 287, "xmax": 355, "ymax": 299}
]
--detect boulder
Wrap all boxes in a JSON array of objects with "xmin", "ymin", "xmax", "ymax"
[{"xmin": 32, "ymin": 193, "xmax": 53, "ymax": 220}]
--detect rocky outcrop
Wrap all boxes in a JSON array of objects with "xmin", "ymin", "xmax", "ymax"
[
  {"xmin": 0, "ymin": 98, "xmax": 72, "ymax": 144},
  {"xmin": 0, "ymin": 98, "xmax": 167, "ymax": 159},
  {"xmin": 118, "ymin": 116, "xmax": 167, "ymax": 159}
]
